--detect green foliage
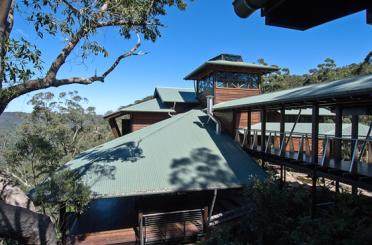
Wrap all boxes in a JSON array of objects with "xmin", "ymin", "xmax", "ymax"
[
  {"xmin": 2, "ymin": 91, "xmax": 112, "ymax": 240},
  {"xmin": 204, "ymin": 179, "xmax": 372, "ymax": 245},
  {"xmin": 32, "ymin": 169, "xmax": 91, "ymax": 240},
  {"xmin": 33, "ymin": 170, "xmax": 91, "ymax": 215},
  {"xmin": 1, "ymin": 0, "xmax": 189, "ymax": 88},
  {"xmin": 4, "ymin": 38, "xmax": 43, "ymax": 84},
  {"xmin": 4, "ymin": 91, "xmax": 112, "ymax": 187},
  {"xmin": 262, "ymin": 51, "xmax": 372, "ymax": 93}
]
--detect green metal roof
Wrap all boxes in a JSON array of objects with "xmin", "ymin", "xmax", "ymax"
[
  {"xmin": 65, "ymin": 109, "xmax": 266, "ymax": 198},
  {"xmin": 184, "ymin": 60, "xmax": 279, "ymax": 80},
  {"xmin": 245, "ymin": 122, "xmax": 370, "ymax": 137},
  {"xmin": 214, "ymin": 74, "xmax": 372, "ymax": 111},
  {"xmin": 155, "ymin": 87, "xmax": 198, "ymax": 104},
  {"xmin": 283, "ymin": 108, "xmax": 335, "ymax": 116},
  {"xmin": 104, "ymin": 98, "xmax": 174, "ymax": 119}
]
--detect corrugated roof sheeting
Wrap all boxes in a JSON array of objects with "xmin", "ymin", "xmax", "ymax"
[
  {"xmin": 214, "ymin": 74, "xmax": 372, "ymax": 111},
  {"xmin": 284, "ymin": 108, "xmax": 335, "ymax": 116},
  {"xmin": 155, "ymin": 87, "xmax": 198, "ymax": 104},
  {"xmin": 246, "ymin": 122, "xmax": 371, "ymax": 137},
  {"xmin": 65, "ymin": 110, "xmax": 266, "ymax": 198},
  {"xmin": 184, "ymin": 60, "xmax": 279, "ymax": 80}
]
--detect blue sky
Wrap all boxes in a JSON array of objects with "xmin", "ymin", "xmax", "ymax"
[{"xmin": 6, "ymin": 1, "xmax": 372, "ymax": 114}]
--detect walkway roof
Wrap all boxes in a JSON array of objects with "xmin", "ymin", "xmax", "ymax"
[
  {"xmin": 283, "ymin": 108, "xmax": 335, "ymax": 116},
  {"xmin": 65, "ymin": 110, "xmax": 266, "ymax": 198},
  {"xmin": 155, "ymin": 87, "xmax": 198, "ymax": 104},
  {"xmin": 184, "ymin": 60, "xmax": 279, "ymax": 80},
  {"xmin": 246, "ymin": 122, "xmax": 370, "ymax": 138},
  {"xmin": 214, "ymin": 74, "xmax": 372, "ymax": 111}
]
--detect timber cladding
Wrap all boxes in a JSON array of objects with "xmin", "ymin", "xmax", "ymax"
[
  {"xmin": 214, "ymin": 88, "xmax": 261, "ymax": 104},
  {"xmin": 236, "ymin": 112, "xmax": 260, "ymax": 128},
  {"xmin": 131, "ymin": 112, "xmax": 171, "ymax": 132},
  {"xmin": 214, "ymin": 111, "xmax": 260, "ymax": 135}
]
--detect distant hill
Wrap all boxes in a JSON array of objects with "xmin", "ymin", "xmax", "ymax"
[
  {"xmin": 0, "ymin": 112, "xmax": 28, "ymax": 131},
  {"xmin": 0, "ymin": 112, "xmax": 28, "ymax": 165}
]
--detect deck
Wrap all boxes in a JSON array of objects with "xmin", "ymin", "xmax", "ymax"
[{"xmin": 66, "ymin": 228, "xmax": 137, "ymax": 245}]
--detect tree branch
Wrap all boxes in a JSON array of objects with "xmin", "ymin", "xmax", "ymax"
[
  {"xmin": 60, "ymin": 0, "xmax": 81, "ymax": 17},
  {"xmin": 101, "ymin": 33, "xmax": 142, "ymax": 78}
]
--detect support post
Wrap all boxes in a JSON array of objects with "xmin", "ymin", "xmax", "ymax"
[
  {"xmin": 247, "ymin": 110, "xmax": 251, "ymax": 146},
  {"xmin": 334, "ymin": 106, "xmax": 343, "ymax": 166},
  {"xmin": 108, "ymin": 118, "xmax": 121, "ymax": 138},
  {"xmin": 351, "ymin": 115, "xmax": 359, "ymax": 172},
  {"xmin": 311, "ymin": 172, "xmax": 317, "ymax": 219},
  {"xmin": 280, "ymin": 164, "xmax": 284, "ymax": 187},
  {"xmin": 279, "ymin": 106, "xmax": 285, "ymax": 156},
  {"xmin": 139, "ymin": 212, "xmax": 144, "ymax": 245},
  {"xmin": 59, "ymin": 203, "xmax": 66, "ymax": 245},
  {"xmin": 280, "ymin": 106, "xmax": 285, "ymax": 148},
  {"xmin": 311, "ymin": 104, "xmax": 319, "ymax": 164},
  {"xmin": 351, "ymin": 115, "xmax": 359, "ymax": 196},
  {"xmin": 232, "ymin": 110, "xmax": 237, "ymax": 138},
  {"xmin": 202, "ymin": 206, "xmax": 209, "ymax": 233},
  {"xmin": 261, "ymin": 108, "xmax": 267, "ymax": 152}
]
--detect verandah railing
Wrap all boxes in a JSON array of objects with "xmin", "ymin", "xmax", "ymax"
[{"xmin": 235, "ymin": 128, "xmax": 372, "ymax": 176}]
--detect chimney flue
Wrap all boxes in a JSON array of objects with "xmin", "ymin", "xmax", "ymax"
[{"xmin": 206, "ymin": 95, "xmax": 214, "ymax": 115}]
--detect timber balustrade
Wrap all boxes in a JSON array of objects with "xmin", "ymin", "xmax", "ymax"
[{"xmin": 235, "ymin": 128, "xmax": 372, "ymax": 177}]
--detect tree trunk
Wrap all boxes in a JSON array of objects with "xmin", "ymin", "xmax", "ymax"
[
  {"xmin": 0, "ymin": 0, "xmax": 14, "ymax": 90},
  {"xmin": 0, "ymin": 201, "xmax": 57, "ymax": 245}
]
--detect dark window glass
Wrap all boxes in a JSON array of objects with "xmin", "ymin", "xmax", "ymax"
[
  {"xmin": 215, "ymin": 72, "xmax": 260, "ymax": 89},
  {"xmin": 197, "ymin": 76, "xmax": 214, "ymax": 95}
]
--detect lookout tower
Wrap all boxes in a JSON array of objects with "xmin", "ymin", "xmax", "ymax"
[{"xmin": 184, "ymin": 54, "xmax": 278, "ymax": 129}]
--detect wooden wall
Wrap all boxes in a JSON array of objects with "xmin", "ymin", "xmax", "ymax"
[
  {"xmin": 214, "ymin": 111, "xmax": 261, "ymax": 135},
  {"xmin": 214, "ymin": 88, "xmax": 261, "ymax": 104},
  {"xmin": 236, "ymin": 112, "xmax": 261, "ymax": 129},
  {"xmin": 131, "ymin": 113, "xmax": 171, "ymax": 132}
]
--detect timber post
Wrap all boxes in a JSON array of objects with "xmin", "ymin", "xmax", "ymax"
[
  {"xmin": 351, "ymin": 115, "xmax": 359, "ymax": 196},
  {"xmin": 232, "ymin": 110, "xmax": 237, "ymax": 138},
  {"xmin": 59, "ymin": 203, "xmax": 66, "ymax": 245},
  {"xmin": 247, "ymin": 110, "xmax": 251, "ymax": 147},
  {"xmin": 311, "ymin": 171, "xmax": 317, "ymax": 219},
  {"xmin": 138, "ymin": 212, "xmax": 144, "ymax": 245},
  {"xmin": 334, "ymin": 106, "xmax": 343, "ymax": 193},
  {"xmin": 311, "ymin": 104, "xmax": 319, "ymax": 164},
  {"xmin": 108, "ymin": 118, "xmax": 121, "ymax": 138},
  {"xmin": 261, "ymin": 107, "xmax": 267, "ymax": 153},
  {"xmin": 202, "ymin": 206, "xmax": 209, "ymax": 233}
]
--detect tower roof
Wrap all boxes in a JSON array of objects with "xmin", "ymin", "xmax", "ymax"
[{"xmin": 184, "ymin": 55, "xmax": 279, "ymax": 80}]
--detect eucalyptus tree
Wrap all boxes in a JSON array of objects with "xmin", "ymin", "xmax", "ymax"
[{"xmin": 0, "ymin": 0, "xmax": 189, "ymax": 243}]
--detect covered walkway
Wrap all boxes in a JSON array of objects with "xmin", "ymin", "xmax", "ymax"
[{"xmin": 214, "ymin": 74, "xmax": 372, "ymax": 195}]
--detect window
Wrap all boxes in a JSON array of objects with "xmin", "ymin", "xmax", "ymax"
[
  {"xmin": 215, "ymin": 72, "xmax": 260, "ymax": 89},
  {"xmin": 197, "ymin": 76, "xmax": 214, "ymax": 95}
]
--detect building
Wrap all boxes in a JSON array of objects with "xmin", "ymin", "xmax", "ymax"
[
  {"xmin": 62, "ymin": 54, "xmax": 372, "ymax": 244},
  {"xmin": 65, "ymin": 110, "xmax": 266, "ymax": 244},
  {"xmin": 103, "ymin": 87, "xmax": 199, "ymax": 137}
]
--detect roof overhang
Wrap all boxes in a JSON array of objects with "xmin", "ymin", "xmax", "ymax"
[
  {"xmin": 213, "ymin": 74, "xmax": 372, "ymax": 112},
  {"xmin": 184, "ymin": 60, "xmax": 279, "ymax": 80},
  {"xmin": 233, "ymin": 0, "xmax": 372, "ymax": 30}
]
